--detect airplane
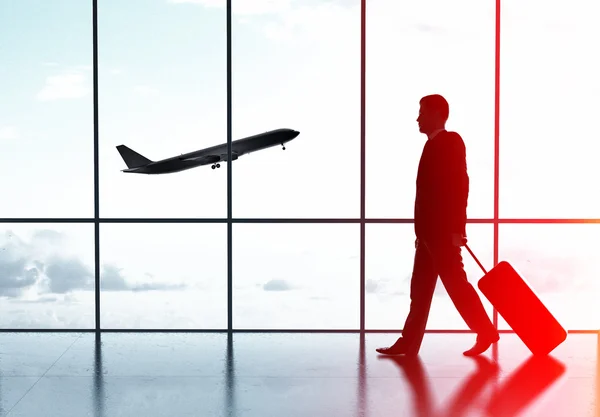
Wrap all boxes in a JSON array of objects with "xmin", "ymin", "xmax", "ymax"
[{"xmin": 116, "ymin": 128, "xmax": 300, "ymax": 174}]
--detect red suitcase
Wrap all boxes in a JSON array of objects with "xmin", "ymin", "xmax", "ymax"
[{"xmin": 464, "ymin": 244, "xmax": 567, "ymax": 356}]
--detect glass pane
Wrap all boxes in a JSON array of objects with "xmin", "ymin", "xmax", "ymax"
[
  {"xmin": 366, "ymin": 223, "xmax": 494, "ymax": 330},
  {"xmin": 100, "ymin": 223, "xmax": 227, "ymax": 329},
  {"xmin": 233, "ymin": 224, "xmax": 360, "ymax": 329},
  {"xmin": 0, "ymin": 1, "xmax": 93, "ymax": 217},
  {"xmin": 500, "ymin": 1, "xmax": 600, "ymax": 218},
  {"xmin": 0, "ymin": 223, "xmax": 95, "ymax": 328},
  {"xmin": 366, "ymin": 0, "xmax": 495, "ymax": 219},
  {"xmin": 99, "ymin": 0, "xmax": 226, "ymax": 218},
  {"xmin": 498, "ymin": 224, "xmax": 600, "ymax": 330},
  {"xmin": 231, "ymin": 1, "xmax": 360, "ymax": 218}
]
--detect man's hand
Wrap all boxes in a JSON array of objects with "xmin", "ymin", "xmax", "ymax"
[{"xmin": 452, "ymin": 233, "xmax": 467, "ymax": 247}]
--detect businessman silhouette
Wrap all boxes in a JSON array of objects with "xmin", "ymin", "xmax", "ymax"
[{"xmin": 376, "ymin": 94, "xmax": 499, "ymax": 357}]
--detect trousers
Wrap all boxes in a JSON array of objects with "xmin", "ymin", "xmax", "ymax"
[{"xmin": 401, "ymin": 238, "xmax": 497, "ymax": 352}]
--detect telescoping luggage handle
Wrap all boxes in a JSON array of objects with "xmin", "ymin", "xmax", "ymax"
[{"xmin": 464, "ymin": 243, "xmax": 488, "ymax": 275}]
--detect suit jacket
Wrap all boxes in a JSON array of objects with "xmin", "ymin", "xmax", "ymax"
[{"xmin": 414, "ymin": 130, "xmax": 469, "ymax": 240}]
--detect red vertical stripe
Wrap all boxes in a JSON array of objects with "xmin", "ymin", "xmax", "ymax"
[
  {"xmin": 360, "ymin": 0, "xmax": 366, "ymax": 332},
  {"xmin": 493, "ymin": 0, "xmax": 501, "ymax": 329}
]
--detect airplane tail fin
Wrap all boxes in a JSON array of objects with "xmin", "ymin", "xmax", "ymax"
[{"xmin": 116, "ymin": 145, "xmax": 153, "ymax": 168}]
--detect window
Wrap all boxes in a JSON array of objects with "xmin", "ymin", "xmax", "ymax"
[
  {"xmin": 366, "ymin": 223, "xmax": 494, "ymax": 330},
  {"xmin": 498, "ymin": 224, "xmax": 600, "ymax": 330},
  {"xmin": 233, "ymin": 223, "xmax": 360, "ymax": 329},
  {"xmin": 500, "ymin": 0, "xmax": 600, "ymax": 218},
  {"xmin": 100, "ymin": 223, "xmax": 227, "ymax": 329},
  {"xmin": 98, "ymin": 0, "xmax": 227, "ymax": 218},
  {"xmin": 0, "ymin": 223, "xmax": 95, "ymax": 328},
  {"xmin": 231, "ymin": 1, "xmax": 360, "ymax": 218},
  {"xmin": 366, "ymin": 0, "xmax": 495, "ymax": 219},
  {"xmin": 5, "ymin": 0, "xmax": 598, "ymax": 334},
  {"xmin": 0, "ymin": 0, "xmax": 93, "ymax": 217}
]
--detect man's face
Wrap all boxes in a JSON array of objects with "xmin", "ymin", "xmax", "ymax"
[{"xmin": 416, "ymin": 104, "xmax": 437, "ymax": 134}]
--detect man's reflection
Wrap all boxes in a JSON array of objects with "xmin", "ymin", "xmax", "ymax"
[
  {"xmin": 378, "ymin": 353, "xmax": 565, "ymax": 417},
  {"xmin": 379, "ymin": 355, "xmax": 498, "ymax": 417}
]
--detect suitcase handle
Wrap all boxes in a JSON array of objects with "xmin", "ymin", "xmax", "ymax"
[{"xmin": 464, "ymin": 243, "xmax": 488, "ymax": 275}]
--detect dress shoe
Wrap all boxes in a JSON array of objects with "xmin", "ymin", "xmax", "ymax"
[
  {"xmin": 375, "ymin": 337, "xmax": 418, "ymax": 356},
  {"xmin": 463, "ymin": 333, "xmax": 500, "ymax": 357}
]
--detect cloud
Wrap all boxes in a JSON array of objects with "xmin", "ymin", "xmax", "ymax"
[
  {"xmin": 36, "ymin": 70, "xmax": 89, "ymax": 101},
  {"xmin": 14, "ymin": 295, "xmax": 58, "ymax": 304},
  {"xmin": 263, "ymin": 279, "xmax": 293, "ymax": 291},
  {"xmin": 0, "ymin": 236, "xmax": 93, "ymax": 296},
  {"xmin": 365, "ymin": 279, "xmax": 378, "ymax": 293},
  {"xmin": 101, "ymin": 264, "xmax": 184, "ymax": 292},
  {"xmin": 32, "ymin": 229, "xmax": 65, "ymax": 244},
  {"xmin": 0, "ymin": 256, "xmax": 38, "ymax": 297},
  {"xmin": 0, "ymin": 230, "xmax": 188, "ymax": 299},
  {"xmin": 0, "ymin": 125, "xmax": 19, "ymax": 140},
  {"xmin": 101, "ymin": 264, "xmax": 129, "ymax": 291},
  {"xmin": 44, "ymin": 258, "xmax": 93, "ymax": 294},
  {"xmin": 367, "ymin": 276, "xmax": 409, "ymax": 297}
]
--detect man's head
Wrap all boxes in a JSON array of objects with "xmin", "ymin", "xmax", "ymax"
[{"xmin": 417, "ymin": 94, "xmax": 449, "ymax": 135}]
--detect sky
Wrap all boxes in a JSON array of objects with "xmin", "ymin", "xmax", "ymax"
[{"xmin": 0, "ymin": 0, "xmax": 599, "ymax": 330}]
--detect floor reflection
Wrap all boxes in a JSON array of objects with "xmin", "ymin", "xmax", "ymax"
[
  {"xmin": 380, "ymin": 354, "xmax": 500, "ymax": 417},
  {"xmin": 379, "ymin": 349, "xmax": 566, "ymax": 417},
  {"xmin": 226, "ymin": 332, "xmax": 236, "ymax": 417},
  {"xmin": 486, "ymin": 355, "xmax": 566, "ymax": 416},
  {"xmin": 93, "ymin": 333, "xmax": 105, "ymax": 417},
  {"xmin": 1, "ymin": 332, "xmax": 588, "ymax": 416},
  {"xmin": 357, "ymin": 333, "xmax": 367, "ymax": 417}
]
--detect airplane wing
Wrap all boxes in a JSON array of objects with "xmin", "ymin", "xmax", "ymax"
[
  {"xmin": 180, "ymin": 153, "xmax": 239, "ymax": 163},
  {"xmin": 220, "ymin": 153, "xmax": 238, "ymax": 161},
  {"xmin": 178, "ymin": 154, "xmax": 221, "ymax": 165}
]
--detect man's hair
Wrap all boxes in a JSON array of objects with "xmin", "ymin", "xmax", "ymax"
[{"xmin": 420, "ymin": 94, "xmax": 449, "ymax": 121}]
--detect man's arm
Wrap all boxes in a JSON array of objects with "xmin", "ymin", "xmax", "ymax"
[{"xmin": 433, "ymin": 133, "xmax": 469, "ymax": 236}]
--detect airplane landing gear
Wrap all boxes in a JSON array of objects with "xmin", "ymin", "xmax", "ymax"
[
  {"xmin": 281, "ymin": 143, "xmax": 286, "ymax": 150},
  {"xmin": 211, "ymin": 163, "xmax": 221, "ymax": 169}
]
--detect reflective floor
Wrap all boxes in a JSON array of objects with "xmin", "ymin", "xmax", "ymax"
[{"xmin": 0, "ymin": 332, "xmax": 597, "ymax": 416}]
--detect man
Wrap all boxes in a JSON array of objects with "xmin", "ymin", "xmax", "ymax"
[{"xmin": 376, "ymin": 94, "xmax": 499, "ymax": 357}]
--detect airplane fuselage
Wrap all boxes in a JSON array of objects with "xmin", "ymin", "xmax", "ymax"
[
  {"xmin": 129, "ymin": 159, "xmax": 206, "ymax": 174},
  {"xmin": 120, "ymin": 128, "xmax": 299, "ymax": 174}
]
